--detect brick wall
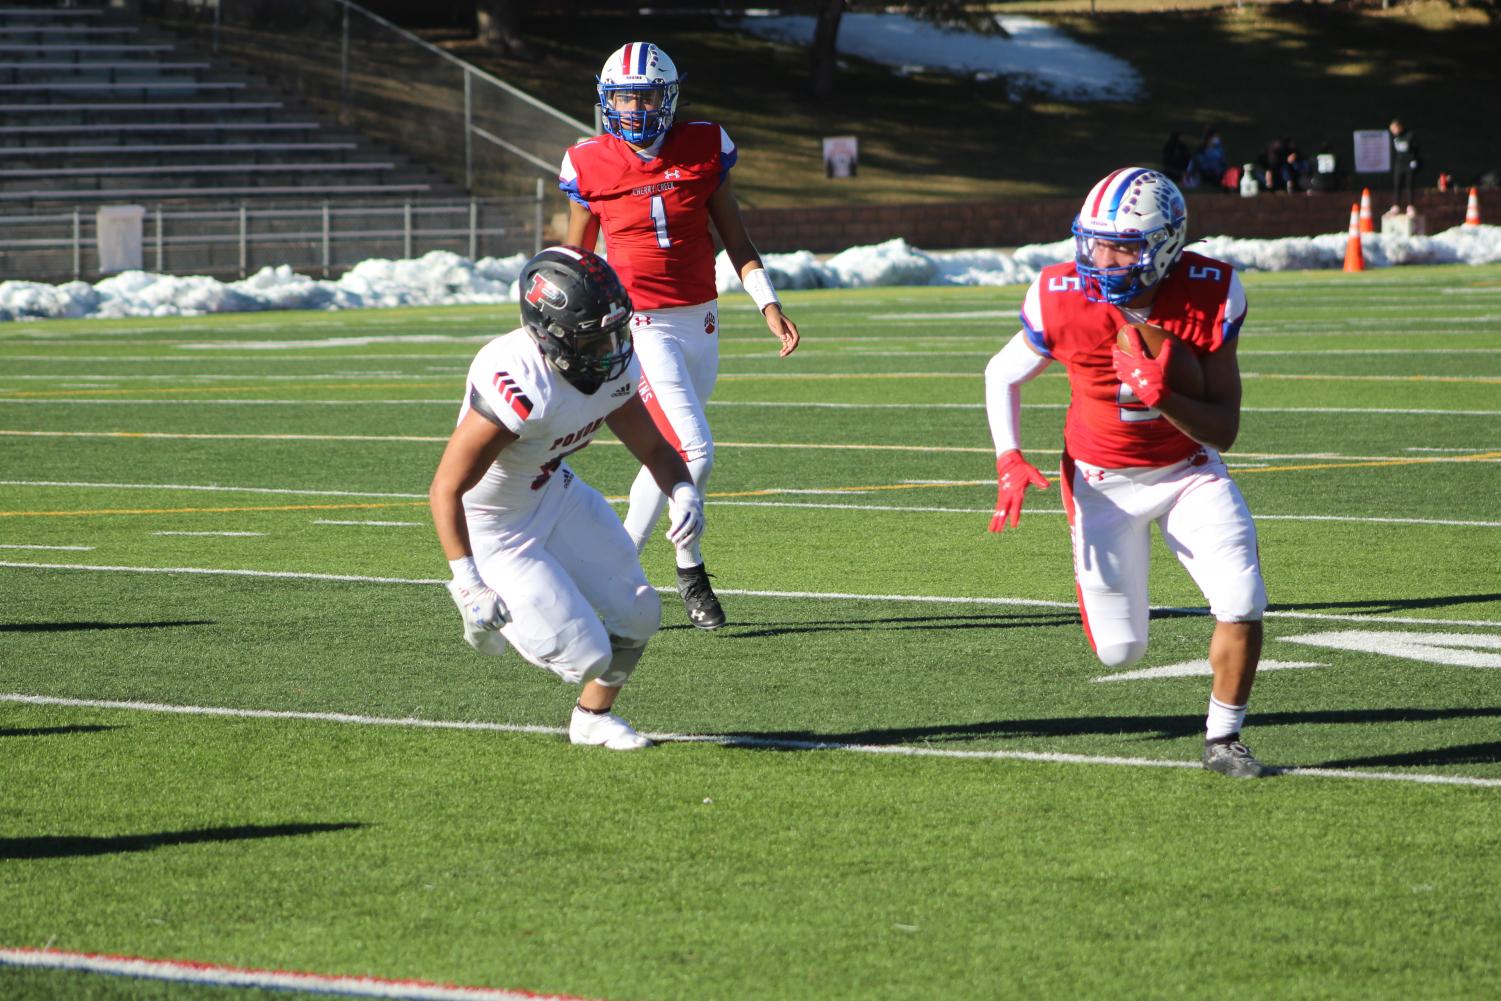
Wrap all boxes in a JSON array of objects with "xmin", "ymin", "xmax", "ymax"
[{"xmin": 740, "ymin": 188, "xmax": 1496, "ymax": 254}]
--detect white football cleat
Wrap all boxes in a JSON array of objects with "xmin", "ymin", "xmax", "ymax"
[{"xmin": 569, "ymin": 706, "xmax": 652, "ymax": 751}]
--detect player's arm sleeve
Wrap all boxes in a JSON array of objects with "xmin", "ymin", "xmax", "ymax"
[
  {"xmin": 1018, "ymin": 279, "xmax": 1053, "ymax": 358},
  {"xmin": 718, "ymin": 125, "xmax": 738, "ymax": 182},
  {"xmin": 985, "ymin": 331, "xmax": 1051, "ymax": 455},
  {"xmin": 558, "ymin": 148, "xmax": 590, "ymax": 208},
  {"xmin": 1219, "ymin": 271, "xmax": 1248, "ymax": 346}
]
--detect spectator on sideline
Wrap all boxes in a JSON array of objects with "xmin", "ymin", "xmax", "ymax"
[
  {"xmin": 1161, "ymin": 130, "xmax": 1192, "ymax": 186},
  {"xmin": 1194, "ymin": 127, "xmax": 1228, "ymax": 188},
  {"xmin": 1389, "ymin": 118, "xmax": 1421, "ymax": 211},
  {"xmin": 559, "ymin": 41, "xmax": 801, "ymax": 632},
  {"xmin": 1308, "ymin": 143, "xmax": 1342, "ymax": 192},
  {"xmin": 982, "ymin": 167, "xmax": 1271, "ymax": 778}
]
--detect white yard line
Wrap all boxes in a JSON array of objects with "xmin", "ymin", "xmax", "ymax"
[
  {"xmin": 152, "ymin": 531, "xmax": 265, "ymax": 537},
  {"xmin": 1, "ymin": 397, "xmax": 1498, "ymax": 418},
  {"xmin": 0, "ymin": 543, "xmax": 94, "ymax": 551},
  {"xmin": 1, "ymin": 561, "xmax": 1498, "ymax": 629},
  {"xmin": 3, "ymin": 479, "xmax": 1498, "ymax": 527},
  {"xmin": 3, "ymin": 693, "xmax": 1497, "ymax": 789},
  {"xmin": 0, "ymin": 947, "xmax": 594, "ymax": 1001}
]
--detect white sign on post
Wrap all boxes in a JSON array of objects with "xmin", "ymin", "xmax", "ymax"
[
  {"xmin": 96, "ymin": 205, "xmax": 145, "ymax": 273},
  {"xmin": 1352, "ymin": 129, "xmax": 1391, "ymax": 174},
  {"xmin": 822, "ymin": 136, "xmax": 858, "ymax": 179}
]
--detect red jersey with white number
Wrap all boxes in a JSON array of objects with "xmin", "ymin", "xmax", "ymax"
[
  {"xmin": 1020, "ymin": 251, "xmax": 1247, "ymax": 468},
  {"xmin": 559, "ymin": 121, "xmax": 733, "ymax": 310}
]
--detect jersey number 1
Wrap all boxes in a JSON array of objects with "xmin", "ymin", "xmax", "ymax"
[{"xmin": 649, "ymin": 195, "xmax": 671, "ymax": 249}]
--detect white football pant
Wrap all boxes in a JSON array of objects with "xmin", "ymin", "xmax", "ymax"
[
  {"xmin": 467, "ymin": 475, "xmax": 660, "ymax": 685},
  {"xmin": 622, "ymin": 301, "xmax": 720, "ymax": 567},
  {"xmin": 1064, "ymin": 449, "xmax": 1267, "ymax": 668}
]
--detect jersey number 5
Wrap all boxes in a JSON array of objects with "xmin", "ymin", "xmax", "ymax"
[
  {"xmin": 1117, "ymin": 383, "xmax": 1161, "ymax": 423},
  {"xmin": 649, "ymin": 195, "xmax": 671, "ymax": 249}
]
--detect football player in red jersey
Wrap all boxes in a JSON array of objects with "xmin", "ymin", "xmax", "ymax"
[
  {"xmin": 560, "ymin": 41, "xmax": 800, "ymax": 632},
  {"xmin": 983, "ymin": 168, "xmax": 1271, "ymax": 778}
]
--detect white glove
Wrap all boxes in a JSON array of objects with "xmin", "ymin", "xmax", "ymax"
[
  {"xmin": 665, "ymin": 481, "xmax": 705, "ymax": 548},
  {"xmin": 446, "ymin": 557, "xmax": 508, "ymax": 631}
]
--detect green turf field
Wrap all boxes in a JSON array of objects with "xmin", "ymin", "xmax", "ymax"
[{"xmin": 3, "ymin": 265, "xmax": 1500, "ymax": 1000}]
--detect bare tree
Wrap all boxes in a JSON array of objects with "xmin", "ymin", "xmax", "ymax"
[
  {"xmin": 476, "ymin": 0, "xmax": 524, "ymax": 54},
  {"xmin": 808, "ymin": 0, "xmax": 845, "ymax": 100}
]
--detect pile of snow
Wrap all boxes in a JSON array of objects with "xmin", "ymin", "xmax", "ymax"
[
  {"xmin": 729, "ymin": 12, "xmax": 1143, "ymax": 101},
  {"xmin": 2, "ymin": 225, "xmax": 1498, "ymax": 323}
]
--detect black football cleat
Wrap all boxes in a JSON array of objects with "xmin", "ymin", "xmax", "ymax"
[{"xmin": 676, "ymin": 563, "xmax": 726, "ymax": 631}]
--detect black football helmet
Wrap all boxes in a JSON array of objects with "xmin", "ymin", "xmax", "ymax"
[{"xmin": 518, "ymin": 246, "xmax": 634, "ymax": 394}]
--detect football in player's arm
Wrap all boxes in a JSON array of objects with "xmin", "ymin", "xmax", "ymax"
[
  {"xmin": 429, "ymin": 246, "xmax": 705, "ymax": 751},
  {"xmin": 556, "ymin": 41, "xmax": 799, "ymax": 632},
  {"xmin": 983, "ymin": 167, "xmax": 1272, "ymax": 778}
]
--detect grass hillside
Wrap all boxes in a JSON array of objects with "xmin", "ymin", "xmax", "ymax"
[{"xmin": 436, "ymin": 2, "xmax": 1500, "ymax": 209}]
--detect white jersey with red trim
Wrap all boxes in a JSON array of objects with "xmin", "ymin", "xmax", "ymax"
[{"xmin": 458, "ymin": 328, "xmax": 640, "ymax": 518}]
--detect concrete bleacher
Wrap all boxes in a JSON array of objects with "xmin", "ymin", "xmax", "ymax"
[{"xmin": 0, "ymin": 3, "xmax": 460, "ymax": 209}]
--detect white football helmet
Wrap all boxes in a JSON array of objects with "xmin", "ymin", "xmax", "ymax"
[
  {"xmin": 597, "ymin": 42, "xmax": 679, "ymax": 146},
  {"xmin": 1071, "ymin": 168, "xmax": 1188, "ymax": 305}
]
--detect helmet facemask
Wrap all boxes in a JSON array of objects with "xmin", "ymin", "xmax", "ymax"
[
  {"xmin": 517, "ymin": 247, "xmax": 635, "ymax": 395},
  {"xmin": 531, "ymin": 310, "xmax": 633, "ymax": 395},
  {"xmin": 597, "ymin": 42, "xmax": 679, "ymax": 147},
  {"xmin": 1071, "ymin": 168, "xmax": 1188, "ymax": 306}
]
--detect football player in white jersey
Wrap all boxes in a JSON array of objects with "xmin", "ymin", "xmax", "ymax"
[{"xmin": 429, "ymin": 246, "xmax": 706, "ymax": 750}]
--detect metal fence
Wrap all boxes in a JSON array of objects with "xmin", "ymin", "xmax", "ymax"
[
  {"xmin": 0, "ymin": 187, "xmax": 545, "ymax": 283},
  {"xmin": 139, "ymin": 0, "xmax": 595, "ymax": 198}
]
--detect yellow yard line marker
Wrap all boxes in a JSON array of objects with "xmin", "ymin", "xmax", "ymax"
[
  {"xmin": 0, "ymin": 500, "xmax": 429, "ymax": 518},
  {"xmin": 0, "ymin": 429, "xmax": 446, "ymax": 443},
  {"xmin": 1233, "ymin": 451, "xmax": 1501, "ymax": 474},
  {"xmin": 0, "ymin": 381, "xmax": 454, "ymax": 399}
]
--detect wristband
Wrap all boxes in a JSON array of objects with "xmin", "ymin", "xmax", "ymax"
[
  {"xmin": 742, "ymin": 268, "xmax": 780, "ymax": 312},
  {"xmin": 448, "ymin": 556, "xmax": 486, "ymax": 592}
]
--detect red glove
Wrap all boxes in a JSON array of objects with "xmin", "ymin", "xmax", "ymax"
[
  {"xmin": 988, "ymin": 450, "xmax": 1049, "ymax": 533},
  {"xmin": 1112, "ymin": 328, "xmax": 1174, "ymax": 409}
]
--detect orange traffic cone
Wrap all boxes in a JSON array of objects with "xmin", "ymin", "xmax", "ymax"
[
  {"xmin": 1464, "ymin": 187, "xmax": 1482, "ymax": 227},
  {"xmin": 1343, "ymin": 203, "xmax": 1365, "ymax": 272},
  {"xmin": 1359, "ymin": 188, "xmax": 1375, "ymax": 233}
]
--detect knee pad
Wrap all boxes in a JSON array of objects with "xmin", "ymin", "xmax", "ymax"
[
  {"xmin": 589, "ymin": 634, "xmax": 648, "ymax": 687},
  {"xmin": 608, "ymin": 583, "xmax": 661, "ymax": 644},
  {"xmin": 1095, "ymin": 639, "xmax": 1148, "ymax": 669}
]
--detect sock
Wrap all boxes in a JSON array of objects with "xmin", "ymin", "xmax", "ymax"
[
  {"xmin": 575, "ymin": 702, "xmax": 608, "ymax": 716},
  {"xmin": 1205, "ymin": 696, "xmax": 1247, "ymax": 743}
]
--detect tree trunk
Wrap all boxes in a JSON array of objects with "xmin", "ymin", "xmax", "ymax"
[
  {"xmin": 809, "ymin": 0, "xmax": 844, "ymax": 101},
  {"xmin": 475, "ymin": 0, "xmax": 524, "ymax": 54}
]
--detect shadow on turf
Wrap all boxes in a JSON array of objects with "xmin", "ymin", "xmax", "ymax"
[
  {"xmin": 1268, "ymin": 593, "xmax": 1501, "ymax": 615},
  {"xmin": 1311, "ymin": 740, "xmax": 1501, "ymax": 770},
  {"xmin": 0, "ymin": 620, "xmax": 213, "ymax": 633},
  {"xmin": 718, "ymin": 706, "xmax": 1501, "ymax": 755},
  {"xmin": 0, "ymin": 724, "xmax": 118, "ymax": 738},
  {"xmin": 659, "ymin": 610, "xmax": 1083, "ymax": 638},
  {"xmin": 0, "ymin": 822, "xmax": 367, "ymax": 860}
]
